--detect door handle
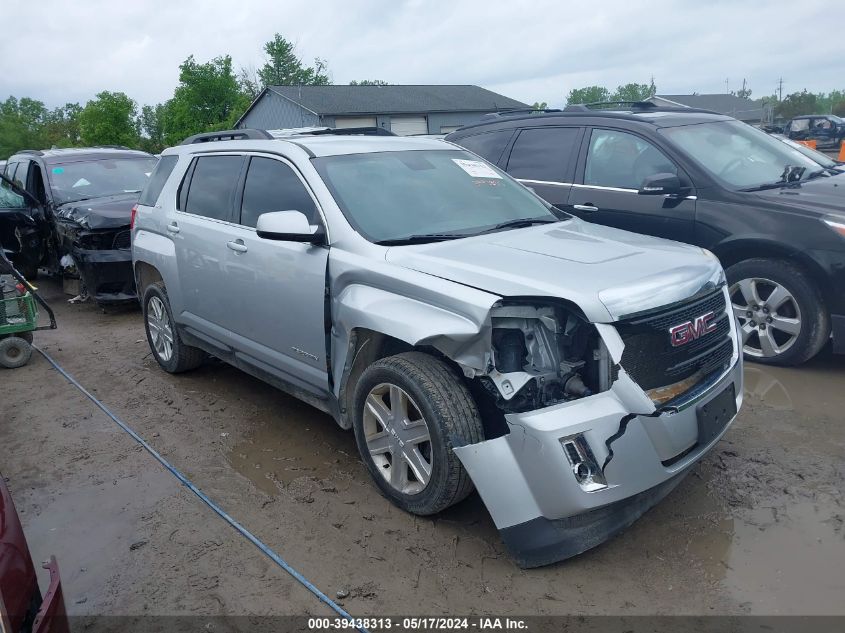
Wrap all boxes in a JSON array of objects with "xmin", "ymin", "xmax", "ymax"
[
  {"xmin": 166, "ymin": 222, "xmax": 180, "ymax": 233},
  {"xmin": 573, "ymin": 204, "xmax": 599, "ymax": 212},
  {"xmin": 227, "ymin": 239, "xmax": 248, "ymax": 253}
]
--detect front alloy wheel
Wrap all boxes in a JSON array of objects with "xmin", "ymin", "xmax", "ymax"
[
  {"xmin": 363, "ymin": 383, "xmax": 434, "ymax": 495},
  {"xmin": 725, "ymin": 258, "xmax": 830, "ymax": 366},
  {"xmin": 730, "ymin": 277, "xmax": 801, "ymax": 359}
]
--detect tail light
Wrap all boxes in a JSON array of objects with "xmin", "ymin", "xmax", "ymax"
[{"xmin": 130, "ymin": 204, "xmax": 138, "ymax": 230}]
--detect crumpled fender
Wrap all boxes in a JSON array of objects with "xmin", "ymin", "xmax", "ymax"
[{"xmin": 331, "ymin": 283, "xmax": 497, "ymax": 386}]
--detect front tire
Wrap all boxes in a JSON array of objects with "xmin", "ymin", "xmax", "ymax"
[
  {"xmin": 142, "ymin": 282, "xmax": 205, "ymax": 373},
  {"xmin": 352, "ymin": 352, "xmax": 484, "ymax": 515},
  {"xmin": 727, "ymin": 258, "xmax": 829, "ymax": 366}
]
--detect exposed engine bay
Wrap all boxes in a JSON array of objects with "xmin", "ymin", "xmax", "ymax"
[{"xmin": 480, "ymin": 301, "xmax": 614, "ymax": 413}]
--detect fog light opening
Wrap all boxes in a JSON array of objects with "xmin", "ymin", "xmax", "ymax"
[{"xmin": 560, "ymin": 434, "xmax": 608, "ymax": 492}]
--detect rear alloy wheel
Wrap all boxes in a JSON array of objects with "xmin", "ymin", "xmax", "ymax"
[
  {"xmin": 727, "ymin": 259, "xmax": 829, "ymax": 366},
  {"xmin": 142, "ymin": 282, "xmax": 205, "ymax": 373},
  {"xmin": 352, "ymin": 352, "xmax": 484, "ymax": 515}
]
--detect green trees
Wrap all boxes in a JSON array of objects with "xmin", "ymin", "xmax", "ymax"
[
  {"xmin": 566, "ymin": 86, "xmax": 611, "ymax": 105},
  {"xmin": 78, "ymin": 91, "xmax": 139, "ymax": 146},
  {"xmin": 565, "ymin": 80, "xmax": 656, "ymax": 105},
  {"xmin": 350, "ymin": 79, "xmax": 390, "ymax": 86},
  {"xmin": 0, "ymin": 32, "xmax": 334, "ymax": 158},
  {"xmin": 162, "ymin": 55, "xmax": 249, "ymax": 146},
  {"xmin": 257, "ymin": 35, "xmax": 330, "ymax": 87}
]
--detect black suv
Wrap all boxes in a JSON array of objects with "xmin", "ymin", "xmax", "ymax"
[
  {"xmin": 2, "ymin": 147, "xmax": 157, "ymax": 302},
  {"xmin": 446, "ymin": 103, "xmax": 845, "ymax": 366}
]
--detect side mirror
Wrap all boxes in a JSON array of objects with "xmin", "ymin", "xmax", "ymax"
[
  {"xmin": 639, "ymin": 173, "xmax": 683, "ymax": 196},
  {"xmin": 256, "ymin": 210, "xmax": 325, "ymax": 245}
]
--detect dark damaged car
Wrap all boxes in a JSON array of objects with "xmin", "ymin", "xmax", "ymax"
[{"xmin": 2, "ymin": 148, "xmax": 157, "ymax": 303}]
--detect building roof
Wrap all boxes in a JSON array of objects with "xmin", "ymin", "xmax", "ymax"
[
  {"xmin": 260, "ymin": 85, "xmax": 529, "ymax": 116},
  {"xmin": 650, "ymin": 94, "xmax": 765, "ymax": 120}
]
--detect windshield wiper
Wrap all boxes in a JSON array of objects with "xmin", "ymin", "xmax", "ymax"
[
  {"xmin": 479, "ymin": 217, "xmax": 560, "ymax": 233},
  {"xmin": 374, "ymin": 233, "xmax": 473, "ymax": 246}
]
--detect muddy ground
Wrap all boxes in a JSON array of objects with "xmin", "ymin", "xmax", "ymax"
[{"xmin": 2, "ymin": 279, "xmax": 844, "ymax": 619}]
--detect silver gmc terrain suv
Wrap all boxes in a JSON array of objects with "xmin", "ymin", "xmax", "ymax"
[{"xmin": 132, "ymin": 128, "xmax": 743, "ymax": 567}]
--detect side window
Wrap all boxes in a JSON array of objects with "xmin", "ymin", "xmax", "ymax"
[
  {"xmin": 506, "ymin": 127, "xmax": 580, "ymax": 182},
  {"xmin": 455, "ymin": 130, "xmax": 514, "ymax": 165},
  {"xmin": 0, "ymin": 170, "xmax": 26, "ymax": 209},
  {"xmin": 585, "ymin": 129, "xmax": 676, "ymax": 190},
  {"xmin": 12, "ymin": 160, "xmax": 30, "ymax": 190},
  {"xmin": 790, "ymin": 119, "xmax": 809, "ymax": 133},
  {"xmin": 239, "ymin": 157, "xmax": 317, "ymax": 228},
  {"xmin": 184, "ymin": 155, "xmax": 243, "ymax": 222},
  {"xmin": 139, "ymin": 155, "xmax": 178, "ymax": 206}
]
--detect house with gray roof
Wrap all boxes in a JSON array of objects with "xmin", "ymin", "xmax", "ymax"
[
  {"xmin": 648, "ymin": 94, "xmax": 771, "ymax": 124},
  {"xmin": 235, "ymin": 85, "xmax": 528, "ymax": 135}
]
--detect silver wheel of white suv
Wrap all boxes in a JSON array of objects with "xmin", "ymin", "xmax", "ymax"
[
  {"xmin": 363, "ymin": 382, "xmax": 434, "ymax": 495},
  {"xmin": 146, "ymin": 295, "xmax": 174, "ymax": 362}
]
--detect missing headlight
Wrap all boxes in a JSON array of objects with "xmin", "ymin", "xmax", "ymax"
[{"xmin": 480, "ymin": 300, "xmax": 614, "ymax": 412}]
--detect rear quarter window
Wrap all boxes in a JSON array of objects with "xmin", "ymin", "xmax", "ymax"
[
  {"xmin": 138, "ymin": 155, "xmax": 178, "ymax": 206},
  {"xmin": 452, "ymin": 130, "xmax": 514, "ymax": 165}
]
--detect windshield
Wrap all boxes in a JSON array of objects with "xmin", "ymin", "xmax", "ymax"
[
  {"xmin": 660, "ymin": 120, "xmax": 821, "ymax": 190},
  {"xmin": 313, "ymin": 150, "xmax": 563, "ymax": 243},
  {"xmin": 47, "ymin": 157, "xmax": 158, "ymax": 204}
]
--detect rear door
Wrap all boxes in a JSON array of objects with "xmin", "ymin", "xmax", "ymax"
[
  {"xmin": 503, "ymin": 126, "xmax": 584, "ymax": 211},
  {"xmin": 568, "ymin": 127, "xmax": 696, "ymax": 243},
  {"xmin": 222, "ymin": 154, "xmax": 330, "ymax": 394},
  {"xmin": 171, "ymin": 153, "xmax": 246, "ymax": 346}
]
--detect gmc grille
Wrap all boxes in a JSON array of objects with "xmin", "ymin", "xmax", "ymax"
[{"xmin": 615, "ymin": 288, "xmax": 734, "ymax": 393}]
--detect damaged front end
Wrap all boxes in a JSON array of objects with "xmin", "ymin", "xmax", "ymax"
[
  {"xmin": 452, "ymin": 287, "xmax": 743, "ymax": 568},
  {"xmin": 54, "ymin": 197, "xmax": 136, "ymax": 304}
]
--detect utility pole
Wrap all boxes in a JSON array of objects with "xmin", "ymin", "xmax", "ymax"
[
  {"xmin": 725, "ymin": 77, "xmax": 730, "ymax": 94},
  {"xmin": 777, "ymin": 77, "xmax": 784, "ymax": 101},
  {"xmin": 741, "ymin": 78, "xmax": 747, "ymax": 97}
]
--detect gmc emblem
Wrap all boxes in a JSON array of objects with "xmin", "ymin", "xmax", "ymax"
[{"xmin": 669, "ymin": 311, "xmax": 717, "ymax": 347}]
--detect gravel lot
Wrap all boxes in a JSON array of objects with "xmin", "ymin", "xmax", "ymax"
[{"xmin": 3, "ymin": 279, "xmax": 844, "ymax": 618}]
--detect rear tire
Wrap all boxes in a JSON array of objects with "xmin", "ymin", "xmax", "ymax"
[
  {"xmin": 0, "ymin": 336, "xmax": 33, "ymax": 368},
  {"xmin": 352, "ymin": 351, "xmax": 484, "ymax": 516},
  {"xmin": 727, "ymin": 258, "xmax": 829, "ymax": 366},
  {"xmin": 142, "ymin": 282, "xmax": 204, "ymax": 373}
]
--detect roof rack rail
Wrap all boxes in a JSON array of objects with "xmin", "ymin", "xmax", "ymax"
[
  {"xmin": 566, "ymin": 101, "xmax": 659, "ymax": 111},
  {"xmin": 304, "ymin": 126, "xmax": 395, "ymax": 137},
  {"xmin": 180, "ymin": 129, "xmax": 273, "ymax": 145},
  {"xmin": 480, "ymin": 107, "xmax": 563, "ymax": 120},
  {"xmin": 93, "ymin": 144, "xmax": 133, "ymax": 150},
  {"xmin": 16, "ymin": 149, "xmax": 44, "ymax": 156}
]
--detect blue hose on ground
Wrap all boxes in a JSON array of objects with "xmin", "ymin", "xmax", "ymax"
[{"xmin": 35, "ymin": 345, "xmax": 367, "ymax": 632}]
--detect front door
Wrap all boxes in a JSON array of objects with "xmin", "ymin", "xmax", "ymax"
[
  {"xmin": 567, "ymin": 127, "xmax": 696, "ymax": 244},
  {"xmin": 224, "ymin": 154, "xmax": 330, "ymax": 393}
]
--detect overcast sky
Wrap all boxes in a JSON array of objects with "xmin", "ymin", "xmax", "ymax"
[{"xmin": 2, "ymin": 0, "xmax": 842, "ymax": 111}]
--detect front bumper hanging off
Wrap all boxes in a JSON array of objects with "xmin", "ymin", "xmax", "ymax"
[{"xmin": 453, "ymin": 351, "xmax": 743, "ymax": 568}]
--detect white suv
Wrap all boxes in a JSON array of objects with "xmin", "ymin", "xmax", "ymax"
[{"xmin": 132, "ymin": 128, "xmax": 742, "ymax": 567}]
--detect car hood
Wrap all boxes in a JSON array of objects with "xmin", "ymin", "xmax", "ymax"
[
  {"xmin": 385, "ymin": 218, "xmax": 724, "ymax": 322},
  {"xmin": 751, "ymin": 172, "xmax": 845, "ymax": 215},
  {"xmin": 54, "ymin": 191, "xmax": 140, "ymax": 230}
]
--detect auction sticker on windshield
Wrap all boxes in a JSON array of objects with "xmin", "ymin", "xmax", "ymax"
[{"xmin": 452, "ymin": 159, "xmax": 502, "ymax": 179}]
